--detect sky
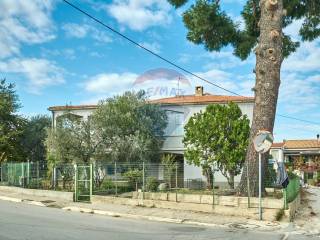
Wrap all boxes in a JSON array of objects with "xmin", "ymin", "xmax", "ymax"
[{"xmin": 0, "ymin": 0, "xmax": 319, "ymax": 142}]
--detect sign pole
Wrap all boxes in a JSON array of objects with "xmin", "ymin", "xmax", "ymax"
[
  {"xmin": 259, "ymin": 152, "xmax": 262, "ymax": 220},
  {"xmin": 253, "ymin": 130, "xmax": 274, "ymax": 221}
]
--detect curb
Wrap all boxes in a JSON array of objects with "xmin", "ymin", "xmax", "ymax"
[
  {"xmin": 61, "ymin": 206, "xmax": 285, "ymax": 231},
  {"xmin": 62, "ymin": 206, "xmax": 184, "ymax": 224},
  {"xmin": 0, "ymin": 196, "xmax": 22, "ymax": 203},
  {"xmin": 0, "ymin": 195, "xmax": 45, "ymax": 207}
]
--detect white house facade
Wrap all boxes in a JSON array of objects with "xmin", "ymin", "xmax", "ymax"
[{"xmin": 48, "ymin": 86, "xmax": 254, "ymax": 188}]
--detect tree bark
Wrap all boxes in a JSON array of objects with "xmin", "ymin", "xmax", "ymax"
[
  {"xmin": 228, "ymin": 172, "xmax": 235, "ymax": 189},
  {"xmin": 202, "ymin": 166, "xmax": 213, "ymax": 189},
  {"xmin": 238, "ymin": 0, "xmax": 283, "ymax": 196}
]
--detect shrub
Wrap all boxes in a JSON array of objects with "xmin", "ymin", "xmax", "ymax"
[
  {"xmin": 101, "ymin": 178, "xmax": 115, "ymax": 190},
  {"xmin": 288, "ymin": 171, "xmax": 299, "ymax": 180},
  {"xmin": 124, "ymin": 169, "xmax": 142, "ymax": 191},
  {"xmin": 146, "ymin": 177, "xmax": 159, "ymax": 192}
]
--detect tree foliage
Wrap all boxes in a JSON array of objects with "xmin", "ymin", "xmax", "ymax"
[
  {"xmin": 169, "ymin": 0, "xmax": 320, "ymax": 60},
  {"xmin": 161, "ymin": 153, "xmax": 176, "ymax": 188},
  {"xmin": 92, "ymin": 91, "xmax": 168, "ymax": 163},
  {"xmin": 0, "ymin": 79, "xmax": 26, "ymax": 162},
  {"xmin": 21, "ymin": 115, "xmax": 51, "ymax": 162},
  {"xmin": 46, "ymin": 91, "xmax": 168, "ymax": 167},
  {"xmin": 46, "ymin": 112, "xmax": 103, "ymax": 165},
  {"xmin": 183, "ymin": 102, "xmax": 250, "ymax": 189}
]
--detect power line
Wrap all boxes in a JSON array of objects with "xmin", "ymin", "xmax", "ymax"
[
  {"xmin": 62, "ymin": 0, "xmax": 320, "ymax": 128},
  {"xmin": 277, "ymin": 114, "xmax": 320, "ymax": 126},
  {"xmin": 62, "ymin": 0, "xmax": 240, "ymax": 97}
]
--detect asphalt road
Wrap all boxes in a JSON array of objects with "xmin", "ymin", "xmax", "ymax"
[{"xmin": 0, "ymin": 200, "xmax": 316, "ymax": 240}]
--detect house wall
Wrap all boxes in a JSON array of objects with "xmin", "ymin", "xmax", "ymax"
[
  {"xmin": 52, "ymin": 108, "xmax": 96, "ymax": 127},
  {"xmin": 50, "ymin": 101, "xmax": 254, "ymax": 187},
  {"xmin": 160, "ymin": 102, "xmax": 254, "ymax": 185},
  {"xmin": 161, "ymin": 102, "xmax": 254, "ymax": 152}
]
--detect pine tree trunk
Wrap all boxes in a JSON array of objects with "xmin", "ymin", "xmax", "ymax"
[{"xmin": 238, "ymin": 0, "xmax": 283, "ymax": 196}]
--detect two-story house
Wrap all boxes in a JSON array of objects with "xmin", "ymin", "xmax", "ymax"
[{"xmin": 48, "ymin": 86, "xmax": 254, "ymax": 188}]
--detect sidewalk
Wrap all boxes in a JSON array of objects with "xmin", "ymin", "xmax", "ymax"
[
  {"xmin": 294, "ymin": 186, "xmax": 320, "ymax": 235},
  {"xmin": 0, "ymin": 187, "xmax": 291, "ymax": 232}
]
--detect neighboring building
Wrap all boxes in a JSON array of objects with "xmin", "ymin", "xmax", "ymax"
[
  {"xmin": 48, "ymin": 86, "xmax": 254, "ymax": 188},
  {"xmin": 271, "ymin": 138, "xmax": 320, "ymax": 184}
]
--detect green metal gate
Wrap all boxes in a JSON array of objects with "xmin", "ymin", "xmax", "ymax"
[{"xmin": 74, "ymin": 164, "xmax": 93, "ymax": 202}]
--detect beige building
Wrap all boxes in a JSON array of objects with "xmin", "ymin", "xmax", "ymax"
[{"xmin": 48, "ymin": 87, "xmax": 254, "ymax": 188}]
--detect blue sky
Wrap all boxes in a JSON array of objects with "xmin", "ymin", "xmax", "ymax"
[{"xmin": 0, "ymin": 0, "xmax": 319, "ymax": 141}]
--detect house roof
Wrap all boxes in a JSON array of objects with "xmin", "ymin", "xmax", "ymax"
[
  {"xmin": 149, "ymin": 94, "xmax": 254, "ymax": 105},
  {"xmin": 271, "ymin": 142, "xmax": 285, "ymax": 148},
  {"xmin": 48, "ymin": 105, "xmax": 98, "ymax": 111},
  {"xmin": 272, "ymin": 140, "xmax": 320, "ymax": 150},
  {"xmin": 48, "ymin": 94, "xmax": 254, "ymax": 112}
]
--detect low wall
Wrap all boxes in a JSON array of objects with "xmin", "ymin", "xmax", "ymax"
[
  {"xmin": 92, "ymin": 193, "xmax": 283, "ymax": 221},
  {"xmin": 0, "ymin": 186, "xmax": 73, "ymax": 201},
  {"xmin": 132, "ymin": 192, "xmax": 284, "ymax": 209},
  {"xmin": 285, "ymin": 193, "xmax": 301, "ymax": 222}
]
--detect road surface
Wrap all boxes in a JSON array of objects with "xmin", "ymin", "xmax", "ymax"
[{"xmin": 0, "ymin": 200, "xmax": 316, "ymax": 240}]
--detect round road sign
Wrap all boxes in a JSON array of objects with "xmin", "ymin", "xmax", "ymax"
[{"xmin": 253, "ymin": 130, "xmax": 274, "ymax": 153}]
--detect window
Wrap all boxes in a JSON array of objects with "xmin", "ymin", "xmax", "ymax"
[{"xmin": 164, "ymin": 111, "xmax": 184, "ymax": 136}]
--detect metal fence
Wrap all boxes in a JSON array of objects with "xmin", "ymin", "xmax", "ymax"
[
  {"xmin": 92, "ymin": 162, "xmax": 185, "ymax": 197},
  {"xmin": 0, "ymin": 161, "xmax": 300, "ymax": 210},
  {"xmin": 0, "ymin": 162, "xmax": 47, "ymax": 188}
]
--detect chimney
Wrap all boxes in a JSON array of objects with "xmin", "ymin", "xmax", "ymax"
[
  {"xmin": 317, "ymin": 134, "xmax": 319, "ymax": 142},
  {"xmin": 195, "ymin": 86, "xmax": 204, "ymax": 96}
]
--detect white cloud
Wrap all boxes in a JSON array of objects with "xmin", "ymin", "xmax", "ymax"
[
  {"xmin": 203, "ymin": 50, "xmax": 254, "ymax": 70},
  {"xmin": 0, "ymin": 0, "xmax": 55, "ymax": 59},
  {"xmin": 282, "ymin": 40, "xmax": 320, "ymax": 73},
  {"xmin": 83, "ymin": 69, "xmax": 193, "ymax": 101},
  {"xmin": 278, "ymin": 73, "xmax": 320, "ymax": 113},
  {"xmin": 62, "ymin": 23, "xmax": 112, "ymax": 43},
  {"xmin": 191, "ymin": 69, "xmax": 254, "ymax": 96},
  {"xmin": 84, "ymin": 72, "xmax": 137, "ymax": 95},
  {"xmin": 41, "ymin": 48, "xmax": 76, "ymax": 60},
  {"xmin": 139, "ymin": 42, "xmax": 161, "ymax": 54},
  {"xmin": 0, "ymin": 58, "xmax": 65, "ymax": 94},
  {"xmin": 283, "ymin": 19, "xmax": 304, "ymax": 41},
  {"xmin": 106, "ymin": 0, "xmax": 172, "ymax": 31},
  {"xmin": 62, "ymin": 23, "xmax": 89, "ymax": 38}
]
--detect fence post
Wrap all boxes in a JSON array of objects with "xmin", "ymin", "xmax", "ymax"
[
  {"xmin": 90, "ymin": 163, "xmax": 93, "ymax": 202},
  {"xmin": 27, "ymin": 161, "xmax": 30, "ymax": 187},
  {"xmin": 0, "ymin": 163, "xmax": 2, "ymax": 183},
  {"xmin": 175, "ymin": 162, "xmax": 178, "ymax": 202},
  {"xmin": 21, "ymin": 162, "xmax": 24, "ymax": 187},
  {"xmin": 142, "ymin": 162, "xmax": 145, "ymax": 202},
  {"xmin": 37, "ymin": 161, "xmax": 40, "ymax": 188},
  {"xmin": 114, "ymin": 162, "xmax": 118, "ymax": 196},
  {"xmin": 212, "ymin": 167, "xmax": 215, "ymax": 209},
  {"xmin": 74, "ymin": 164, "xmax": 78, "ymax": 202},
  {"xmin": 53, "ymin": 166, "xmax": 57, "ymax": 190}
]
